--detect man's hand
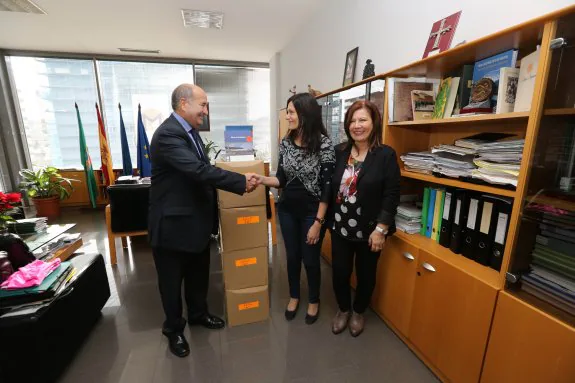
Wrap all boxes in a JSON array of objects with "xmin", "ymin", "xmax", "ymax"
[{"xmin": 245, "ymin": 173, "xmax": 259, "ymax": 193}]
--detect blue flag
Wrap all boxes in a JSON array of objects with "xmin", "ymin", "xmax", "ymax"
[
  {"xmin": 136, "ymin": 104, "xmax": 151, "ymax": 177},
  {"xmin": 118, "ymin": 103, "xmax": 133, "ymax": 176}
]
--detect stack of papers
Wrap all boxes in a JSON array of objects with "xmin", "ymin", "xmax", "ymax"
[
  {"xmin": 401, "ymin": 133, "xmax": 523, "ymax": 188},
  {"xmin": 471, "ymin": 139, "xmax": 524, "ymax": 186},
  {"xmin": 396, "ymin": 203, "xmax": 422, "ymax": 234},
  {"xmin": 400, "ymin": 152, "xmax": 436, "ymax": 175}
]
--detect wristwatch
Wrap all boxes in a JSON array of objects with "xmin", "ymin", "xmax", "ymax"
[
  {"xmin": 375, "ymin": 226, "xmax": 388, "ymax": 235},
  {"xmin": 314, "ymin": 217, "xmax": 326, "ymax": 226}
]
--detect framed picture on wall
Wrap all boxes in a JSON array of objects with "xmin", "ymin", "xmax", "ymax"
[
  {"xmin": 342, "ymin": 47, "xmax": 359, "ymax": 87},
  {"xmin": 198, "ymin": 103, "xmax": 210, "ymax": 131}
]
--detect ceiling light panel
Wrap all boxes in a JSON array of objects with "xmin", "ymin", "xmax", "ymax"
[{"xmin": 181, "ymin": 9, "xmax": 224, "ymax": 29}]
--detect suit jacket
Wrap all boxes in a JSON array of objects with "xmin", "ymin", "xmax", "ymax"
[
  {"xmin": 328, "ymin": 142, "xmax": 401, "ymax": 237},
  {"xmin": 148, "ymin": 114, "xmax": 246, "ymax": 253}
]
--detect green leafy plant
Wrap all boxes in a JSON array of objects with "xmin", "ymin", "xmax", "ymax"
[
  {"xmin": 19, "ymin": 167, "xmax": 76, "ymax": 200},
  {"xmin": 204, "ymin": 140, "xmax": 221, "ymax": 161}
]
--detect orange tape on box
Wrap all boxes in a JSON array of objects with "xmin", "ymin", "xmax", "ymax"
[
  {"xmin": 238, "ymin": 301, "xmax": 260, "ymax": 311},
  {"xmin": 236, "ymin": 216, "xmax": 260, "ymax": 225},
  {"xmin": 235, "ymin": 257, "xmax": 257, "ymax": 267}
]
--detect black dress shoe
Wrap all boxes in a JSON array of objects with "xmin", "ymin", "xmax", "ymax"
[
  {"xmin": 166, "ymin": 333, "xmax": 190, "ymax": 358},
  {"xmin": 284, "ymin": 302, "xmax": 299, "ymax": 321},
  {"xmin": 305, "ymin": 303, "xmax": 320, "ymax": 325},
  {"xmin": 189, "ymin": 314, "xmax": 226, "ymax": 329}
]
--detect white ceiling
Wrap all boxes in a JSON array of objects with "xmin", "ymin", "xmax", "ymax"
[{"xmin": 0, "ymin": 0, "xmax": 324, "ymax": 63}]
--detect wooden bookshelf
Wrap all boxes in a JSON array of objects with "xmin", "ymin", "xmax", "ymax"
[
  {"xmin": 400, "ymin": 170, "xmax": 517, "ymax": 198},
  {"xmin": 309, "ymin": 5, "xmax": 575, "ymax": 382},
  {"xmin": 395, "ymin": 231, "xmax": 501, "ymax": 289},
  {"xmin": 388, "ymin": 111, "xmax": 530, "ymax": 126}
]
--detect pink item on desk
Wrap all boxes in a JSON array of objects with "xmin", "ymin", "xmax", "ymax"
[{"xmin": 0, "ymin": 258, "xmax": 61, "ymax": 289}]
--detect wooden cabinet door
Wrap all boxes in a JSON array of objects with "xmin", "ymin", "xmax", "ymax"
[
  {"xmin": 409, "ymin": 250, "xmax": 498, "ymax": 383},
  {"xmin": 481, "ymin": 291, "xmax": 575, "ymax": 383},
  {"xmin": 371, "ymin": 235, "xmax": 418, "ymax": 336}
]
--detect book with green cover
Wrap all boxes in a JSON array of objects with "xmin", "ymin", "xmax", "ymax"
[
  {"xmin": 432, "ymin": 190, "xmax": 444, "ymax": 241},
  {"xmin": 433, "ymin": 78, "xmax": 451, "ymax": 119},
  {"xmin": 420, "ymin": 188, "xmax": 430, "ymax": 236}
]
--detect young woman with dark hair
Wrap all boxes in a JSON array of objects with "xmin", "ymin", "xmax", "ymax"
[
  {"xmin": 255, "ymin": 93, "xmax": 335, "ymax": 324},
  {"xmin": 328, "ymin": 100, "xmax": 400, "ymax": 337}
]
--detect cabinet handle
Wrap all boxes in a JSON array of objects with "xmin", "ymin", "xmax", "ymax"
[
  {"xmin": 422, "ymin": 262, "xmax": 436, "ymax": 272},
  {"xmin": 402, "ymin": 252, "xmax": 415, "ymax": 261}
]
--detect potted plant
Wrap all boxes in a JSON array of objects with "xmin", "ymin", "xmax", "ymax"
[
  {"xmin": 0, "ymin": 192, "xmax": 22, "ymax": 231},
  {"xmin": 19, "ymin": 167, "xmax": 76, "ymax": 220},
  {"xmin": 204, "ymin": 140, "xmax": 221, "ymax": 163}
]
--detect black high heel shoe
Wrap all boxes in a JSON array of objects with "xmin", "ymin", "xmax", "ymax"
[
  {"xmin": 285, "ymin": 301, "xmax": 299, "ymax": 321},
  {"xmin": 305, "ymin": 302, "xmax": 320, "ymax": 325}
]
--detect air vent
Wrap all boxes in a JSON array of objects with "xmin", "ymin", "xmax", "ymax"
[
  {"xmin": 0, "ymin": 0, "xmax": 46, "ymax": 14},
  {"xmin": 118, "ymin": 48, "xmax": 160, "ymax": 54},
  {"xmin": 181, "ymin": 9, "xmax": 224, "ymax": 29}
]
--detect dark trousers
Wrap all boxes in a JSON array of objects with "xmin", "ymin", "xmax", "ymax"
[
  {"xmin": 152, "ymin": 246, "xmax": 210, "ymax": 333},
  {"xmin": 278, "ymin": 209, "xmax": 325, "ymax": 304},
  {"xmin": 331, "ymin": 231, "xmax": 381, "ymax": 313}
]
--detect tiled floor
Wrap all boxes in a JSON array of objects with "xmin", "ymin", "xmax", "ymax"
[{"xmin": 55, "ymin": 208, "xmax": 438, "ymax": 383}]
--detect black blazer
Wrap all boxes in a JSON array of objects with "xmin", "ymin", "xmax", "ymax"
[
  {"xmin": 148, "ymin": 114, "xmax": 246, "ymax": 253},
  {"xmin": 328, "ymin": 143, "xmax": 401, "ymax": 237}
]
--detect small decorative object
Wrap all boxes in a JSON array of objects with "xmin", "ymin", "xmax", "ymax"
[
  {"xmin": 422, "ymin": 11, "xmax": 462, "ymax": 58},
  {"xmin": 460, "ymin": 78, "xmax": 495, "ymax": 114},
  {"xmin": 289, "ymin": 85, "xmax": 296, "ymax": 95},
  {"xmin": 19, "ymin": 167, "xmax": 76, "ymax": 221},
  {"xmin": 363, "ymin": 59, "xmax": 375, "ymax": 79},
  {"xmin": 342, "ymin": 47, "xmax": 359, "ymax": 86},
  {"xmin": 308, "ymin": 85, "xmax": 322, "ymax": 97}
]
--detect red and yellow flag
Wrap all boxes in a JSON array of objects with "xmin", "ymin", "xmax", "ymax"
[{"xmin": 96, "ymin": 103, "xmax": 115, "ymax": 186}]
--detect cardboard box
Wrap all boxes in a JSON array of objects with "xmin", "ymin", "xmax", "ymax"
[
  {"xmin": 225, "ymin": 285, "xmax": 269, "ymax": 327},
  {"xmin": 216, "ymin": 160, "xmax": 266, "ymax": 208},
  {"xmin": 222, "ymin": 246, "xmax": 268, "ymax": 290},
  {"xmin": 219, "ymin": 205, "xmax": 267, "ymax": 252}
]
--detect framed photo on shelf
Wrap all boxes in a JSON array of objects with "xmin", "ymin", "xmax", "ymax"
[
  {"xmin": 198, "ymin": 103, "xmax": 210, "ymax": 131},
  {"xmin": 342, "ymin": 47, "xmax": 359, "ymax": 87}
]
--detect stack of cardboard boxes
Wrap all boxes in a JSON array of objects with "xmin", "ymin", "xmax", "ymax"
[{"xmin": 216, "ymin": 160, "xmax": 269, "ymax": 327}]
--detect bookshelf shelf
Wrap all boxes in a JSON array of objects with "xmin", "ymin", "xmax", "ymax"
[
  {"xmin": 544, "ymin": 108, "xmax": 575, "ymax": 116},
  {"xmin": 400, "ymin": 170, "xmax": 517, "ymax": 198},
  {"xmin": 396, "ymin": 231, "xmax": 501, "ymax": 289},
  {"xmin": 388, "ymin": 111, "xmax": 530, "ymax": 127}
]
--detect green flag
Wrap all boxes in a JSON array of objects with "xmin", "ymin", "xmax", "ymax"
[{"xmin": 75, "ymin": 103, "xmax": 99, "ymax": 208}]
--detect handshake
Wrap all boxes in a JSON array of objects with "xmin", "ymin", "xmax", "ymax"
[{"xmin": 244, "ymin": 173, "xmax": 264, "ymax": 193}]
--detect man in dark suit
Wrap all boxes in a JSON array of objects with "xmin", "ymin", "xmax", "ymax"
[{"xmin": 149, "ymin": 83, "xmax": 257, "ymax": 357}]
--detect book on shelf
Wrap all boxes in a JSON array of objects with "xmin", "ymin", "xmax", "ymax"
[
  {"xmin": 514, "ymin": 48, "xmax": 540, "ymax": 112},
  {"xmin": 387, "ymin": 77, "xmax": 439, "ymax": 122},
  {"xmin": 411, "ymin": 90, "xmax": 435, "ymax": 121},
  {"xmin": 495, "ymin": 67, "xmax": 520, "ymax": 114}
]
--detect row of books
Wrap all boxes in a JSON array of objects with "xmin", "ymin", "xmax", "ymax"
[
  {"xmin": 387, "ymin": 47, "xmax": 539, "ymax": 122},
  {"xmin": 418, "ymin": 187, "xmax": 512, "ymax": 271},
  {"xmin": 520, "ymin": 200, "xmax": 575, "ymax": 315}
]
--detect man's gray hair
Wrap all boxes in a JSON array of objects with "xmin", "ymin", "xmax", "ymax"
[{"xmin": 171, "ymin": 84, "xmax": 195, "ymax": 111}]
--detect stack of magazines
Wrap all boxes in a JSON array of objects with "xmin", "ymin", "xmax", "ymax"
[{"xmin": 399, "ymin": 152, "xmax": 436, "ymax": 175}]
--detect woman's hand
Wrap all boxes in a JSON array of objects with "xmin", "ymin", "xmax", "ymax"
[
  {"xmin": 368, "ymin": 230, "xmax": 386, "ymax": 252},
  {"xmin": 306, "ymin": 222, "xmax": 322, "ymax": 245}
]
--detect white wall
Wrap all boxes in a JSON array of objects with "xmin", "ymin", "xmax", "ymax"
[{"xmin": 278, "ymin": 0, "xmax": 575, "ymax": 102}]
